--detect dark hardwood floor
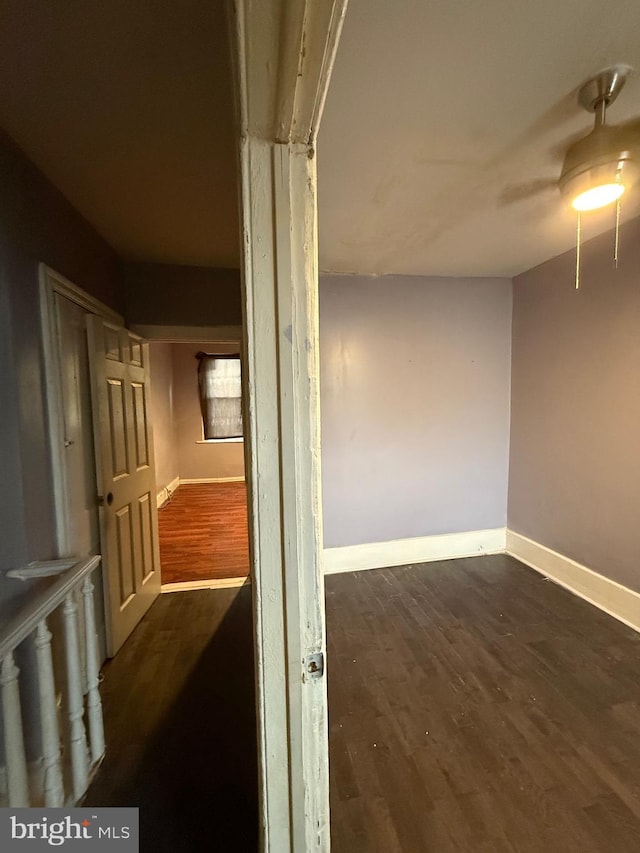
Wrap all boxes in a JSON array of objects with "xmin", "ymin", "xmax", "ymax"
[
  {"xmin": 85, "ymin": 555, "xmax": 640, "ymax": 852},
  {"xmin": 158, "ymin": 483, "xmax": 250, "ymax": 584},
  {"xmin": 327, "ymin": 554, "xmax": 640, "ymax": 852},
  {"xmin": 84, "ymin": 587, "xmax": 258, "ymax": 852}
]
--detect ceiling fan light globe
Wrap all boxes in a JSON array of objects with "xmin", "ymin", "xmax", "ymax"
[{"xmin": 571, "ymin": 183, "xmax": 625, "ymax": 211}]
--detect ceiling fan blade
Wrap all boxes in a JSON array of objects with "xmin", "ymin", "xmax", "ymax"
[
  {"xmin": 548, "ymin": 115, "xmax": 640, "ymax": 162},
  {"xmin": 547, "ymin": 128, "xmax": 590, "ymax": 163},
  {"xmin": 497, "ymin": 178, "xmax": 557, "ymax": 206}
]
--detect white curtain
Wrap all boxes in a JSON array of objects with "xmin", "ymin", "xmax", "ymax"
[{"xmin": 198, "ymin": 356, "xmax": 243, "ymax": 439}]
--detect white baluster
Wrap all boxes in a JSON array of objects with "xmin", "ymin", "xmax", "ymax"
[
  {"xmin": 62, "ymin": 594, "xmax": 89, "ymax": 799},
  {"xmin": 34, "ymin": 620, "xmax": 64, "ymax": 806},
  {"xmin": 81, "ymin": 576, "xmax": 105, "ymax": 762},
  {"xmin": 0, "ymin": 652, "xmax": 29, "ymax": 806}
]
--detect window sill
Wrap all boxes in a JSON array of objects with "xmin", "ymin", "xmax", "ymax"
[{"xmin": 196, "ymin": 438, "xmax": 244, "ymax": 444}]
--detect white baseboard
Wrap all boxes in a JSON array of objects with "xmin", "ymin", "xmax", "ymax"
[
  {"xmin": 323, "ymin": 528, "xmax": 507, "ymax": 575},
  {"xmin": 161, "ymin": 576, "xmax": 251, "ymax": 593},
  {"xmin": 156, "ymin": 476, "xmax": 180, "ymax": 508},
  {"xmin": 179, "ymin": 477, "xmax": 245, "ymax": 485},
  {"xmin": 506, "ymin": 530, "xmax": 640, "ymax": 634},
  {"xmin": 157, "ymin": 476, "xmax": 246, "ymax": 505}
]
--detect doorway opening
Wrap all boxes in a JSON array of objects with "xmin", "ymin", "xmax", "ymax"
[{"xmin": 148, "ymin": 338, "xmax": 250, "ymax": 592}]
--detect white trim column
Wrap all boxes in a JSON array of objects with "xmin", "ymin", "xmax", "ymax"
[
  {"xmin": 240, "ymin": 137, "xmax": 328, "ymax": 851},
  {"xmin": 231, "ymin": 3, "xmax": 348, "ymax": 849}
]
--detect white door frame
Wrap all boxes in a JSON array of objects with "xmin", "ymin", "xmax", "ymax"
[
  {"xmin": 231, "ymin": 3, "xmax": 348, "ymax": 850},
  {"xmin": 39, "ymin": 264, "xmax": 123, "ymax": 557}
]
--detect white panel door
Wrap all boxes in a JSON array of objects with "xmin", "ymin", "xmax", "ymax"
[{"xmin": 86, "ymin": 316, "xmax": 161, "ymax": 656}]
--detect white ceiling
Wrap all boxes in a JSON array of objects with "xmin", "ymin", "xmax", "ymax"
[
  {"xmin": 318, "ymin": 0, "xmax": 640, "ymax": 277},
  {"xmin": 1, "ymin": 1, "xmax": 640, "ymax": 277}
]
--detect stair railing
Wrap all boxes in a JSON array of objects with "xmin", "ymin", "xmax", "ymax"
[{"xmin": 0, "ymin": 555, "xmax": 104, "ymax": 806}]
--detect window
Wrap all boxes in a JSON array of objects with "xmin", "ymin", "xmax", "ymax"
[{"xmin": 196, "ymin": 352, "xmax": 243, "ymax": 440}]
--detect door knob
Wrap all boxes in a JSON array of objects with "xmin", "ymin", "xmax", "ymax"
[{"xmin": 98, "ymin": 493, "xmax": 114, "ymax": 506}]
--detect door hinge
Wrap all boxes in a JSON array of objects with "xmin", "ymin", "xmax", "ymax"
[{"xmin": 304, "ymin": 652, "xmax": 324, "ymax": 680}]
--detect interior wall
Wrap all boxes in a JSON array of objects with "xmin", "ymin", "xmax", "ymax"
[
  {"xmin": 171, "ymin": 341, "xmax": 245, "ymax": 482},
  {"xmin": 0, "ymin": 261, "xmax": 29, "ymax": 609},
  {"xmin": 508, "ymin": 215, "xmax": 640, "ymax": 592},
  {"xmin": 320, "ymin": 274, "xmax": 513, "ymax": 548},
  {"xmin": 149, "ymin": 342, "xmax": 179, "ymax": 494},
  {"xmin": 0, "ymin": 129, "xmax": 124, "ymax": 608},
  {"xmin": 124, "ymin": 262, "xmax": 241, "ymax": 328}
]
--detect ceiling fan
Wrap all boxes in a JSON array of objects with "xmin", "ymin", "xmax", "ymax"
[
  {"xmin": 501, "ymin": 65, "xmax": 640, "ymax": 209},
  {"xmin": 558, "ymin": 65, "xmax": 640, "ymax": 212},
  {"xmin": 501, "ymin": 65, "xmax": 640, "ymax": 286}
]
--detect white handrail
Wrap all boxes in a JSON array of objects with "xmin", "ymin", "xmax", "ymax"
[
  {"xmin": 0, "ymin": 556, "xmax": 101, "ymax": 660},
  {"xmin": 0, "ymin": 555, "xmax": 104, "ymax": 808}
]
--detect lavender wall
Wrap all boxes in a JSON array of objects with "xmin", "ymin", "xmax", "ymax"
[
  {"xmin": 0, "ymin": 130, "xmax": 123, "ymax": 601},
  {"xmin": 509, "ymin": 216, "xmax": 640, "ymax": 592},
  {"xmin": 0, "ymin": 264, "xmax": 27, "ymax": 586},
  {"xmin": 320, "ymin": 274, "xmax": 512, "ymax": 548},
  {"xmin": 149, "ymin": 343, "xmax": 179, "ymax": 493}
]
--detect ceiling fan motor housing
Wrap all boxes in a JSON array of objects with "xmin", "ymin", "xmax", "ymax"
[{"xmin": 559, "ymin": 123, "xmax": 640, "ymax": 204}]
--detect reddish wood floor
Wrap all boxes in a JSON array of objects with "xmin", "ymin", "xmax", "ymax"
[{"xmin": 158, "ymin": 483, "xmax": 250, "ymax": 584}]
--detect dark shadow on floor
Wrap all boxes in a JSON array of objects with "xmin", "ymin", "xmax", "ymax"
[{"xmin": 84, "ymin": 588, "xmax": 258, "ymax": 853}]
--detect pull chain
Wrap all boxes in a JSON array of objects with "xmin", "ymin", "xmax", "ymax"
[
  {"xmin": 575, "ymin": 211, "xmax": 581, "ymax": 290},
  {"xmin": 614, "ymin": 197, "xmax": 621, "ymax": 268}
]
